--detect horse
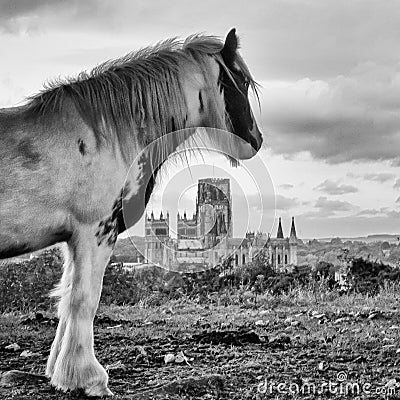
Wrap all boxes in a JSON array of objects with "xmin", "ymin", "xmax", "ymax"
[{"xmin": 0, "ymin": 28, "xmax": 263, "ymax": 396}]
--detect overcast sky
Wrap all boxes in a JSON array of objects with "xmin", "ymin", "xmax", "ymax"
[{"xmin": 1, "ymin": 0, "xmax": 400, "ymax": 239}]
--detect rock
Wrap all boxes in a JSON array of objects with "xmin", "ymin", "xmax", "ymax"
[
  {"xmin": 294, "ymin": 313, "xmax": 304, "ymax": 318},
  {"xmin": 20, "ymin": 350, "xmax": 41, "ymax": 358},
  {"xmin": 174, "ymin": 351, "xmax": 188, "ymax": 364},
  {"xmin": 4, "ymin": 343, "xmax": 20, "ymax": 352},
  {"xmin": 334, "ymin": 317, "xmax": 349, "ymax": 324},
  {"xmin": 106, "ymin": 360, "xmax": 126, "ymax": 371},
  {"xmin": 164, "ymin": 353, "xmax": 175, "ymax": 364}
]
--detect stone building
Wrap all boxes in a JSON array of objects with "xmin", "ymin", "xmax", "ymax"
[
  {"xmin": 177, "ymin": 211, "xmax": 197, "ymax": 239},
  {"xmin": 144, "ymin": 178, "xmax": 298, "ymax": 271},
  {"xmin": 144, "ymin": 211, "xmax": 170, "ymax": 266},
  {"xmin": 196, "ymin": 178, "xmax": 232, "ymax": 248},
  {"xmin": 144, "ymin": 178, "xmax": 231, "ymax": 270},
  {"xmin": 264, "ymin": 217, "xmax": 298, "ymax": 271}
]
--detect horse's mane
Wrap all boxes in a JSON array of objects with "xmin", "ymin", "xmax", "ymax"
[{"xmin": 25, "ymin": 34, "xmax": 258, "ymax": 163}]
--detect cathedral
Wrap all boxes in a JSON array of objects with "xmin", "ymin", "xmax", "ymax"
[
  {"xmin": 144, "ymin": 178, "xmax": 298, "ymax": 271},
  {"xmin": 264, "ymin": 217, "xmax": 298, "ymax": 271},
  {"xmin": 145, "ymin": 178, "xmax": 231, "ymax": 270}
]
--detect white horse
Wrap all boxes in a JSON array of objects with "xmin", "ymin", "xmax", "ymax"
[{"xmin": 0, "ymin": 29, "xmax": 262, "ymax": 396}]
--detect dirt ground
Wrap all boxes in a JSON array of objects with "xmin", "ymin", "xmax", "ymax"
[{"xmin": 1, "ymin": 294, "xmax": 400, "ymax": 399}]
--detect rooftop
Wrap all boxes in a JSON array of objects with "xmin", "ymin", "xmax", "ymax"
[{"xmin": 177, "ymin": 239, "xmax": 204, "ymax": 250}]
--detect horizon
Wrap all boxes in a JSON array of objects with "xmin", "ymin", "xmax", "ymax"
[
  {"xmin": 123, "ymin": 231, "xmax": 400, "ymax": 241},
  {"xmin": 1, "ymin": 1, "xmax": 400, "ymax": 238}
]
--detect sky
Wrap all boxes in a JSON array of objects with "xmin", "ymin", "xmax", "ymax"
[{"xmin": 1, "ymin": 0, "xmax": 400, "ymax": 239}]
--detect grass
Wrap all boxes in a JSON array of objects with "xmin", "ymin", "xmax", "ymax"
[{"xmin": 1, "ymin": 287, "xmax": 400, "ymax": 398}]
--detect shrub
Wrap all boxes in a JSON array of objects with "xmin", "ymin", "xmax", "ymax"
[
  {"xmin": 3, "ymin": 249, "xmax": 400, "ymax": 312},
  {"xmin": 346, "ymin": 257, "xmax": 398, "ymax": 295},
  {"xmin": 0, "ymin": 248, "xmax": 63, "ymax": 312}
]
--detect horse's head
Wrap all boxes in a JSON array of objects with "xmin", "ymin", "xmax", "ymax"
[
  {"xmin": 161, "ymin": 31, "xmax": 263, "ymax": 163},
  {"xmin": 218, "ymin": 28, "xmax": 263, "ymax": 159}
]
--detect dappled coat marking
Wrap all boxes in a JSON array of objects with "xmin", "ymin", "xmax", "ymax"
[{"xmin": 95, "ymin": 189, "xmax": 125, "ymax": 248}]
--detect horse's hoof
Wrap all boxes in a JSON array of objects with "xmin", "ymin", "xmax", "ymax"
[{"xmin": 85, "ymin": 385, "xmax": 113, "ymax": 397}]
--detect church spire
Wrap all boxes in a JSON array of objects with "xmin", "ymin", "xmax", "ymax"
[
  {"xmin": 277, "ymin": 217, "xmax": 284, "ymax": 239},
  {"xmin": 290, "ymin": 216, "xmax": 297, "ymax": 238}
]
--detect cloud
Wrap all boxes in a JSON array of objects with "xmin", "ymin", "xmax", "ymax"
[
  {"xmin": 355, "ymin": 207, "xmax": 395, "ymax": 217},
  {"xmin": 276, "ymin": 194, "xmax": 299, "ymax": 210},
  {"xmin": 304, "ymin": 202, "xmax": 400, "ymax": 222},
  {"xmin": 0, "ymin": 75, "xmax": 26, "ymax": 107},
  {"xmin": 356, "ymin": 209, "xmax": 382, "ymax": 217},
  {"xmin": 1, "ymin": 1, "xmax": 399, "ymax": 78},
  {"xmin": 315, "ymin": 197, "xmax": 356, "ymax": 212},
  {"xmin": 297, "ymin": 213, "xmax": 400, "ymax": 238},
  {"xmin": 0, "ymin": 0, "xmax": 115, "ymax": 34},
  {"xmin": 363, "ymin": 173, "xmax": 396, "ymax": 183},
  {"xmin": 349, "ymin": 207, "xmax": 400, "ymax": 220},
  {"xmin": 262, "ymin": 62, "xmax": 400, "ymax": 164},
  {"xmin": 346, "ymin": 172, "xmax": 396, "ymax": 183},
  {"xmin": 304, "ymin": 196, "xmax": 358, "ymax": 218},
  {"xmin": 396, "ymin": 196, "xmax": 400, "ymax": 204},
  {"xmin": 2, "ymin": 0, "xmax": 400, "ymax": 170},
  {"xmin": 394, "ymin": 179, "xmax": 400, "ymax": 189},
  {"xmin": 279, "ymin": 183, "xmax": 294, "ymax": 190},
  {"xmin": 314, "ymin": 179, "xmax": 358, "ymax": 195},
  {"xmin": 387, "ymin": 210, "xmax": 400, "ymax": 219},
  {"xmin": 234, "ymin": 192, "xmax": 299, "ymax": 214}
]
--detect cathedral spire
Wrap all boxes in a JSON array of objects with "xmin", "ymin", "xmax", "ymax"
[
  {"xmin": 290, "ymin": 216, "xmax": 297, "ymax": 238},
  {"xmin": 277, "ymin": 217, "xmax": 284, "ymax": 239}
]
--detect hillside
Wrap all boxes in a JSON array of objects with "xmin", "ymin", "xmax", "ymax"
[
  {"xmin": 315, "ymin": 234, "xmax": 400, "ymax": 244},
  {"xmin": 113, "ymin": 236, "xmax": 145, "ymax": 262}
]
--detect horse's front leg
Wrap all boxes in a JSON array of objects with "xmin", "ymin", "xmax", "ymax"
[
  {"xmin": 48, "ymin": 223, "xmax": 115, "ymax": 397},
  {"xmin": 45, "ymin": 243, "xmax": 73, "ymax": 379}
]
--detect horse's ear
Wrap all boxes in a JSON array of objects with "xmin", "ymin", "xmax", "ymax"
[{"xmin": 221, "ymin": 28, "xmax": 238, "ymax": 66}]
